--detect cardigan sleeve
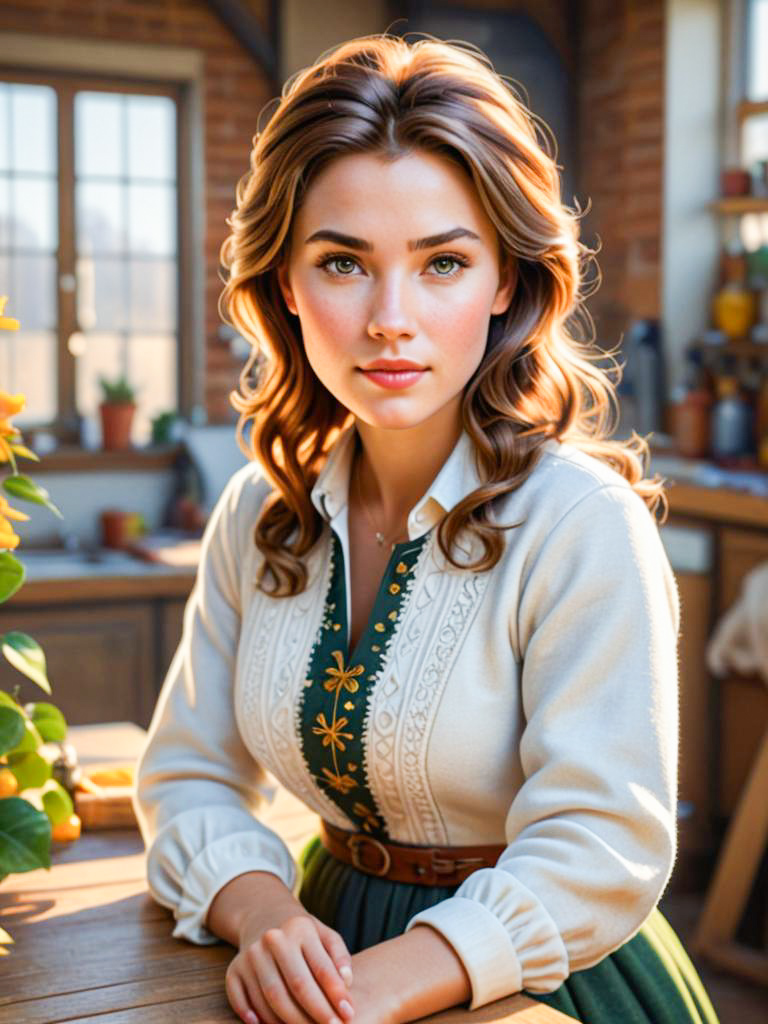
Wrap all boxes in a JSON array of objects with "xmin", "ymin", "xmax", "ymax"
[
  {"xmin": 132, "ymin": 464, "xmax": 297, "ymax": 945},
  {"xmin": 405, "ymin": 483, "xmax": 680, "ymax": 1008}
]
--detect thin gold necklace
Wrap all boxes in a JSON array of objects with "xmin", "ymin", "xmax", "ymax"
[{"xmin": 353, "ymin": 458, "xmax": 407, "ymax": 552}]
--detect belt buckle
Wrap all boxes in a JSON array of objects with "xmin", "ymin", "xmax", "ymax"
[{"xmin": 347, "ymin": 834, "xmax": 392, "ymax": 877}]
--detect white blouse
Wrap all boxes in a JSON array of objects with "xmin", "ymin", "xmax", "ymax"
[{"xmin": 133, "ymin": 423, "xmax": 680, "ymax": 1010}]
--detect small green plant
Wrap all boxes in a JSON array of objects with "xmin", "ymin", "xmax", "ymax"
[
  {"xmin": 0, "ymin": 297, "xmax": 70, "ymax": 958},
  {"xmin": 98, "ymin": 374, "xmax": 135, "ymax": 405}
]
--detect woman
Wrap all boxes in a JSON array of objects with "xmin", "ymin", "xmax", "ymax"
[{"xmin": 134, "ymin": 33, "xmax": 720, "ymax": 1024}]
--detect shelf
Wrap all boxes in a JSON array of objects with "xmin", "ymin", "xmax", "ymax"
[
  {"xmin": 712, "ymin": 197, "xmax": 768, "ymax": 215},
  {"xmin": 691, "ymin": 338, "xmax": 768, "ymax": 358}
]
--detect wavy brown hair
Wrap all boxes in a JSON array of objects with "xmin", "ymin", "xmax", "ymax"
[{"xmin": 219, "ymin": 32, "xmax": 668, "ymax": 598}]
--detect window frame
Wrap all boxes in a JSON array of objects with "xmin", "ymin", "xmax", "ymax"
[
  {"xmin": 0, "ymin": 32, "xmax": 205, "ymax": 442},
  {"xmin": 723, "ymin": 0, "xmax": 768, "ymax": 166}
]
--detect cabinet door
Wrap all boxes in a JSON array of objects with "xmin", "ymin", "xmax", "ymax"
[
  {"xmin": 159, "ymin": 598, "xmax": 187, "ymax": 685},
  {"xmin": 0, "ymin": 603, "xmax": 155, "ymax": 728},
  {"xmin": 717, "ymin": 529, "xmax": 768, "ymax": 817}
]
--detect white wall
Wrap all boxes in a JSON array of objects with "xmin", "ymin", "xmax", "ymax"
[{"xmin": 662, "ymin": 0, "xmax": 724, "ymax": 396}]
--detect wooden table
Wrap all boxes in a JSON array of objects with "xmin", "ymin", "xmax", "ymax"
[{"xmin": 0, "ymin": 725, "xmax": 571, "ymax": 1022}]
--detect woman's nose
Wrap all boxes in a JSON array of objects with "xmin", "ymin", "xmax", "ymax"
[{"xmin": 366, "ymin": 275, "xmax": 418, "ymax": 342}]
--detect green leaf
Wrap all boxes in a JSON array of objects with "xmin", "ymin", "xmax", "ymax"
[
  {"xmin": 13, "ymin": 716, "xmax": 43, "ymax": 754},
  {"xmin": 41, "ymin": 780, "xmax": 73, "ymax": 826},
  {"xmin": 0, "ymin": 705, "xmax": 24, "ymax": 756},
  {"xmin": 0, "ymin": 690, "xmax": 20, "ymax": 711},
  {"xmin": 0, "ymin": 796, "xmax": 51, "ymax": 874},
  {"xmin": 2, "ymin": 474, "xmax": 62, "ymax": 519},
  {"xmin": 0, "ymin": 552, "xmax": 24, "ymax": 602},
  {"xmin": 1, "ymin": 632, "xmax": 51, "ymax": 694},
  {"xmin": 24, "ymin": 702, "xmax": 66, "ymax": 742},
  {"xmin": 7, "ymin": 750, "xmax": 52, "ymax": 790}
]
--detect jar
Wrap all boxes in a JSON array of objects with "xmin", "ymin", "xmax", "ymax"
[
  {"xmin": 672, "ymin": 389, "xmax": 712, "ymax": 458},
  {"xmin": 712, "ymin": 282, "xmax": 758, "ymax": 340},
  {"xmin": 711, "ymin": 377, "xmax": 752, "ymax": 460}
]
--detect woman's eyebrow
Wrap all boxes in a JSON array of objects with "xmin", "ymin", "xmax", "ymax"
[{"xmin": 303, "ymin": 227, "xmax": 481, "ymax": 251}]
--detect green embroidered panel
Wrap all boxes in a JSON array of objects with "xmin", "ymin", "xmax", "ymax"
[{"xmin": 297, "ymin": 528, "xmax": 429, "ymax": 837}]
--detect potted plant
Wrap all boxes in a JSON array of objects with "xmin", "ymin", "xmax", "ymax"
[
  {"xmin": 98, "ymin": 375, "xmax": 136, "ymax": 451},
  {"xmin": 0, "ymin": 296, "xmax": 74, "ymax": 957}
]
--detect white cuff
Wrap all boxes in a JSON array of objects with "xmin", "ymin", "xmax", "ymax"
[
  {"xmin": 144, "ymin": 805, "xmax": 297, "ymax": 945},
  {"xmin": 404, "ymin": 869, "xmax": 569, "ymax": 1008},
  {"xmin": 174, "ymin": 830, "xmax": 297, "ymax": 943}
]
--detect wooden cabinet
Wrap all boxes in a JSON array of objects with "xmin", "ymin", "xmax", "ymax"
[
  {"xmin": 666, "ymin": 483, "xmax": 768, "ymax": 889},
  {"xmin": 0, "ymin": 588, "xmax": 192, "ymax": 730},
  {"xmin": 716, "ymin": 529, "xmax": 768, "ymax": 818}
]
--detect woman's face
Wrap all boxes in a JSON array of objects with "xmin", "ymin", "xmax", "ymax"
[{"xmin": 277, "ymin": 149, "xmax": 515, "ymax": 432}]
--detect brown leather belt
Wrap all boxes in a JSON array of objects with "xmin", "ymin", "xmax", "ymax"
[{"xmin": 319, "ymin": 819, "xmax": 506, "ymax": 886}]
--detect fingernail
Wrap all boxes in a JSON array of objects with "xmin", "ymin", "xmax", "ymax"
[
  {"xmin": 329, "ymin": 1017, "xmax": 342, "ymax": 1024},
  {"xmin": 340, "ymin": 965, "xmax": 353, "ymax": 985},
  {"xmin": 340, "ymin": 999, "xmax": 354, "ymax": 1017},
  {"xmin": 245, "ymin": 1014, "xmax": 259, "ymax": 1024}
]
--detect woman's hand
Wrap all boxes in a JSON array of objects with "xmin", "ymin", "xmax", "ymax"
[{"xmin": 226, "ymin": 910, "xmax": 356, "ymax": 1024}]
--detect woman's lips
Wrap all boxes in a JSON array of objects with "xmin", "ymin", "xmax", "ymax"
[{"xmin": 359, "ymin": 368, "xmax": 427, "ymax": 390}]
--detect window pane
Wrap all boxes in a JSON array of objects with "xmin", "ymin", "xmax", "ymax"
[
  {"xmin": 0, "ymin": 330, "xmax": 56, "ymax": 424},
  {"xmin": 0, "ymin": 85, "xmax": 8, "ymax": 172},
  {"xmin": 75, "ymin": 92, "xmax": 123, "ymax": 178},
  {"xmin": 0, "ymin": 174, "xmax": 9, "ymax": 248},
  {"xmin": 127, "ymin": 183, "xmax": 176, "ymax": 255},
  {"xmin": 14, "ymin": 253, "xmax": 56, "ymax": 330},
  {"xmin": 127, "ymin": 95, "xmax": 175, "ymax": 181},
  {"xmin": 77, "ymin": 180, "xmax": 125, "ymax": 254},
  {"xmin": 127, "ymin": 332, "xmax": 176, "ymax": 443},
  {"xmin": 76, "ymin": 256, "xmax": 128, "ymax": 331},
  {"xmin": 129, "ymin": 259, "xmax": 176, "ymax": 332},
  {"xmin": 75, "ymin": 330, "xmax": 126, "ymax": 418},
  {"xmin": 11, "ymin": 85, "xmax": 56, "ymax": 175},
  {"xmin": 743, "ymin": 112, "xmax": 768, "ymax": 166},
  {"xmin": 749, "ymin": 0, "xmax": 768, "ymax": 100},
  {"xmin": 14, "ymin": 177, "xmax": 57, "ymax": 251}
]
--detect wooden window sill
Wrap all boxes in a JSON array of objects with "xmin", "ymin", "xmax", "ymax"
[{"xmin": 28, "ymin": 444, "xmax": 184, "ymax": 474}]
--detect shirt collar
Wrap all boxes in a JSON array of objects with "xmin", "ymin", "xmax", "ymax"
[{"xmin": 309, "ymin": 421, "xmax": 485, "ymax": 540}]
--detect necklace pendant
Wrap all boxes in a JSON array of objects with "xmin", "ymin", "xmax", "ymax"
[{"xmin": 375, "ymin": 531, "xmax": 386, "ymax": 546}]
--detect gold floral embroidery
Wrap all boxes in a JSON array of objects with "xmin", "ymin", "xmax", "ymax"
[
  {"xmin": 343, "ymin": 700, "xmax": 355, "ymax": 711},
  {"xmin": 347, "ymin": 762, "xmax": 357, "ymax": 771},
  {"xmin": 352, "ymin": 802, "xmax": 381, "ymax": 832},
  {"xmin": 312, "ymin": 712, "xmax": 354, "ymax": 751},
  {"xmin": 387, "ymin": 610, "xmax": 397, "ymax": 621},
  {"xmin": 374, "ymin": 622, "xmax": 385, "ymax": 633},
  {"xmin": 388, "ymin": 582, "xmax": 401, "ymax": 595},
  {"xmin": 323, "ymin": 649, "xmax": 365, "ymax": 694},
  {"xmin": 321, "ymin": 766, "xmax": 357, "ymax": 794},
  {"xmin": 396, "ymin": 561, "xmax": 408, "ymax": 574}
]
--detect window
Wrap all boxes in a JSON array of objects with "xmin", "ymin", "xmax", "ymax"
[
  {"xmin": 733, "ymin": 0, "xmax": 768, "ymax": 249},
  {"xmin": 0, "ymin": 73, "xmax": 181, "ymax": 443}
]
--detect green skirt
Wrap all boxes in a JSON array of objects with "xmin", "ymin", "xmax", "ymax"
[{"xmin": 297, "ymin": 836, "xmax": 720, "ymax": 1023}]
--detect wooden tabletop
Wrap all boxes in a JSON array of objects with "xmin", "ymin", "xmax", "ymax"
[{"xmin": 0, "ymin": 725, "xmax": 571, "ymax": 1023}]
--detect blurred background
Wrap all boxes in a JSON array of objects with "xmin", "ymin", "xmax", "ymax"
[{"xmin": 0, "ymin": 3, "xmax": 767, "ymax": 1019}]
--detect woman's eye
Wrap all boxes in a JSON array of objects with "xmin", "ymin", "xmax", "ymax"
[
  {"xmin": 430, "ymin": 255, "xmax": 467, "ymax": 276},
  {"xmin": 319, "ymin": 254, "xmax": 359, "ymax": 276}
]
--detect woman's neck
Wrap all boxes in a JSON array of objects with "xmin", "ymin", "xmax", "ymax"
[{"xmin": 352, "ymin": 400, "xmax": 464, "ymax": 528}]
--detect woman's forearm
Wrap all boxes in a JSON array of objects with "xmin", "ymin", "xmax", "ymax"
[
  {"xmin": 353, "ymin": 924, "xmax": 472, "ymax": 1023},
  {"xmin": 205, "ymin": 869, "xmax": 304, "ymax": 947}
]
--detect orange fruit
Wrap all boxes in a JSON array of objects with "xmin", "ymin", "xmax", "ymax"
[
  {"xmin": 51, "ymin": 813, "xmax": 81, "ymax": 842},
  {"xmin": 0, "ymin": 768, "xmax": 18, "ymax": 798}
]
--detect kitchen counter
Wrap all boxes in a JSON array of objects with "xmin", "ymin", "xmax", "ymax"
[{"xmin": 10, "ymin": 548, "xmax": 196, "ymax": 605}]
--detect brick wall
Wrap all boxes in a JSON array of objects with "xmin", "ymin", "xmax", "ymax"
[
  {"xmin": 578, "ymin": 0, "xmax": 665, "ymax": 349},
  {"xmin": 0, "ymin": 0, "xmax": 274, "ymax": 423}
]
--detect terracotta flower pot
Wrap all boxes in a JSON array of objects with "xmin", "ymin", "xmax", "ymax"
[{"xmin": 99, "ymin": 402, "xmax": 135, "ymax": 451}]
